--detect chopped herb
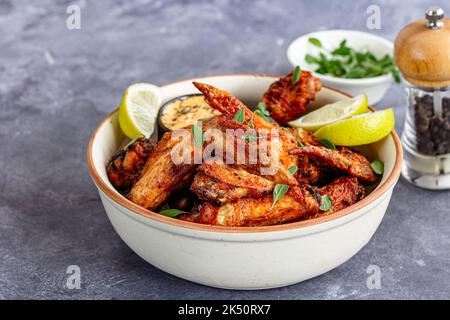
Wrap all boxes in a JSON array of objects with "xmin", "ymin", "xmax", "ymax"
[
  {"xmin": 391, "ymin": 67, "xmax": 401, "ymax": 83},
  {"xmin": 305, "ymin": 39, "xmax": 400, "ymax": 83},
  {"xmin": 288, "ymin": 166, "xmax": 298, "ymax": 175},
  {"xmin": 292, "ymin": 66, "xmax": 301, "ymax": 85},
  {"xmin": 233, "ymin": 108, "xmax": 245, "ymax": 123},
  {"xmin": 320, "ymin": 139, "xmax": 336, "ymax": 150},
  {"xmin": 272, "ymin": 184, "xmax": 290, "ymax": 208},
  {"xmin": 305, "ymin": 54, "xmax": 318, "ymax": 64},
  {"xmin": 331, "ymin": 40, "xmax": 351, "ymax": 56},
  {"xmin": 249, "ymin": 118, "xmax": 254, "ymax": 129},
  {"xmin": 192, "ymin": 125, "xmax": 204, "ymax": 147},
  {"xmin": 371, "ymin": 159, "xmax": 384, "ymax": 175},
  {"xmin": 244, "ymin": 135, "xmax": 258, "ymax": 143},
  {"xmin": 319, "ymin": 195, "xmax": 333, "ymax": 211},
  {"xmin": 296, "ymin": 138, "xmax": 304, "ymax": 148},
  {"xmin": 124, "ymin": 135, "xmax": 143, "ymax": 150},
  {"xmin": 308, "ymin": 37, "xmax": 322, "ymax": 48},
  {"xmin": 159, "ymin": 209, "xmax": 186, "ymax": 218},
  {"xmin": 255, "ymin": 102, "xmax": 276, "ymax": 123}
]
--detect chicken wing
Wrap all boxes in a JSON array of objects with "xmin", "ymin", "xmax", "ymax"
[
  {"xmin": 193, "ymin": 82, "xmax": 298, "ymax": 186},
  {"xmin": 190, "ymin": 163, "xmax": 275, "ymax": 204},
  {"xmin": 192, "ymin": 185, "xmax": 320, "ymax": 226},
  {"xmin": 312, "ymin": 176, "xmax": 365, "ymax": 218},
  {"xmin": 262, "ymin": 70, "xmax": 322, "ymax": 124},
  {"xmin": 296, "ymin": 157, "xmax": 322, "ymax": 185},
  {"xmin": 290, "ymin": 127, "xmax": 322, "ymax": 146},
  {"xmin": 288, "ymin": 127, "xmax": 323, "ymax": 185},
  {"xmin": 128, "ymin": 117, "xmax": 221, "ymax": 210},
  {"xmin": 193, "ymin": 82, "xmax": 273, "ymax": 130},
  {"xmin": 291, "ymin": 146, "xmax": 378, "ymax": 184},
  {"xmin": 106, "ymin": 138, "xmax": 157, "ymax": 192}
]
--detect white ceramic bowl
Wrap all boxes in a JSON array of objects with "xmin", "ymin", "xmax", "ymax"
[
  {"xmin": 87, "ymin": 74, "xmax": 402, "ymax": 290},
  {"xmin": 287, "ymin": 30, "xmax": 394, "ymax": 105}
]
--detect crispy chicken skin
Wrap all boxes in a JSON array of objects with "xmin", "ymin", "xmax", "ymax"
[
  {"xmin": 290, "ymin": 127, "xmax": 322, "ymax": 147},
  {"xmin": 190, "ymin": 163, "xmax": 275, "ymax": 204},
  {"xmin": 193, "ymin": 82, "xmax": 298, "ymax": 186},
  {"xmin": 296, "ymin": 157, "xmax": 322, "ymax": 185},
  {"xmin": 262, "ymin": 71, "xmax": 322, "ymax": 124},
  {"xmin": 127, "ymin": 132, "xmax": 196, "ymax": 210},
  {"xmin": 106, "ymin": 138, "xmax": 157, "ymax": 191},
  {"xmin": 312, "ymin": 176, "xmax": 365, "ymax": 218},
  {"xmin": 128, "ymin": 117, "xmax": 221, "ymax": 210},
  {"xmin": 291, "ymin": 146, "xmax": 378, "ymax": 184},
  {"xmin": 289, "ymin": 127, "xmax": 323, "ymax": 184},
  {"xmin": 194, "ymin": 185, "xmax": 320, "ymax": 226},
  {"xmin": 193, "ymin": 82, "xmax": 273, "ymax": 130}
]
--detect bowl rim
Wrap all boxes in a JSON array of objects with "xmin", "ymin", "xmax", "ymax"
[
  {"xmin": 287, "ymin": 29, "xmax": 394, "ymax": 85},
  {"xmin": 87, "ymin": 73, "xmax": 403, "ymax": 234}
]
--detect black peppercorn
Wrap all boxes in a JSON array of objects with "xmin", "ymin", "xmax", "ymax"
[{"xmin": 413, "ymin": 95, "xmax": 450, "ymax": 156}]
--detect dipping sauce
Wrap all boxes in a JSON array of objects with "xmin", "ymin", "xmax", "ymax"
[{"xmin": 160, "ymin": 95, "xmax": 221, "ymax": 131}]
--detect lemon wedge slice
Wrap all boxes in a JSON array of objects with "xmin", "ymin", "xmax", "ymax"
[
  {"xmin": 118, "ymin": 83, "xmax": 162, "ymax": 139},
  {"xmin": 288, "ymin": 94, "xmax": 368, "ymax": 131},
  {"xmin": 314, "ymin": 108, "xmax": 395, "ymax": 146}
]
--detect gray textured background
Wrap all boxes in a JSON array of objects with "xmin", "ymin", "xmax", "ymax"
[{"xmin": 0, "ymin": 0, "xmax": 449, "ymax": 300}]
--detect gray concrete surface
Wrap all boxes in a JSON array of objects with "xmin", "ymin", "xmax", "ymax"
[{"xmin": 0, "ymin": 0, "xmax": 449, "ymax": 299}]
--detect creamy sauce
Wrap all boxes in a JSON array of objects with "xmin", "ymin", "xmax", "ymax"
[{"xmin": 160, "ymin": 95, "xmax": 221, "ymax": 130}]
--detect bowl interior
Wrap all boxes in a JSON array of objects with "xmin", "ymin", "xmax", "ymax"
[
  {"xmin": 90, "ymin": 74, "xmax": 398, "ymax": 207},
  {"xmin": 287, "ymin": 30, "xmax": 394, "ymax": 82}
]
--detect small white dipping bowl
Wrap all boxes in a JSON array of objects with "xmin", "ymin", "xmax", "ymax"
[
  {"xmin": 287, "ymin": 30, "xmax": 394, "ymax": 105},
  {"xmin": 87, "ymin": 74, "xmax": 402, "ymax": 290}
]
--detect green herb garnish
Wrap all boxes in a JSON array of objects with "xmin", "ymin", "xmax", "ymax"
[
  {"xmin": 254, "ymin": 102, "xmax": 276, "ymax": 123},
  {"xmin": 159, "ymin": 209, "xmax": 186, "ymax": 218},
  {"xmin": 249, "ymin": 118, "xmax": 254, "ymax": 129},
  {"xmin": 244, "ymin": 135, "xmax": 258, "ymax": 143},
  {"xmin": 233, "ymin": 108, "xmax": 245, "ymax": 123},
  {"xmin": 192, "ymin": 125, "xmax": 204, "ymax": 147},
  {"xmin": 288, "ymin": 166, "xmax": 298, "ymax": 175},
  {"xmin": 272, "ymin": 184, "xmax": 290, "ymax": 208},
  {"xmin": 124, "ymin": 135, "xmax": 143, "ymax": 150},
  {"xmin": 292, "ymin": 66, "xmax": 301, "ymax": 85},
  {"xmin": 319, "ymin": 195, "xmax": 333, "ymax": 211},
  {"xmin": 371, "ymin": 159, "xmax": 384, "ymax": 175},
  {"xmin": 308, "ymin": 37, "xmax": 322, "ymax": 48},
  {"xmin": 320, "ymin": 139, "xmax": 336, "ymax": 150},
  {"xmin": 305, "ymin": 38, "xmax": 400, "ymax": 83},
  {"xmin": 296, "ymin": 138, "xmax": 304, "ymax": 148}
]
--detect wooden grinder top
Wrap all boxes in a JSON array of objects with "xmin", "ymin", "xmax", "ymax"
[{"xmin": 395, "ymin": 6, "xmax": 450, "ymax": 88}]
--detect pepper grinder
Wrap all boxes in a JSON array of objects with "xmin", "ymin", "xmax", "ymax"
[{"xmin": 395, "ymin": 6, "xmax": 450, "ymax": 190}]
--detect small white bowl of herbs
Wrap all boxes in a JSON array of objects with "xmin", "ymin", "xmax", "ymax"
[{"xmin": 287, "ymin": 30, "xmax": 399, "ymax": 105}]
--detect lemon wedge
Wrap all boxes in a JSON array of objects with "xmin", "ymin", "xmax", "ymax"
[
  {"xmin": 118, "ymin": 83, "xmax": 162, "ymax": 139},
  {"xmin": 288, "ymin": 94, "xmax": 368, "ymax": 131},
  {"xmin": 314, "ymin": 108, "xmax": 395, "ymax": 146}
]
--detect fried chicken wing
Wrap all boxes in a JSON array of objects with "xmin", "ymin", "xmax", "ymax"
[
  {"xmin": 190, "ymin": 163, "xmax": 275, "ymax": 204},
  {"xmin": 262, "ymin": 71, "xmax": 322, "ymax": 124},
  {"xmin": 193, "ymin": 82, "xmax": 298, "ymax": 186},
  {"xmin": 127, "ymin": 132, "xmax": 196, "ymax": 210},
  {"xmin": 291, "ymin": 146, "xmax": 378, "ymax": 184},
  {"xmin": 193, "ymin": 82, "xmax": 273, "ymax": 130},
  {"xmin": 128, "ymin": 117, "xmax": 221, "ymax": 210},
  {"xmin": 296, "ymin": 157, "xmax": 322, "ymax": 185},
  {"xmin": 312, "ymin": 176, "xmax": 365, "ymax": 218},
  {"xmin": 290, "ymin": 127, "xmax": 322, "ymax": 146},
  {"xmin": 106, "ymin": 138, "xmax": 157, "ymax": 191},
  {"xmin": 288, "ymin": 128, "xmax": 323, "ymax": 185},
  {"xmin": 193, "ymin": 185, "xmax": 320, "ymax": 226}
]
